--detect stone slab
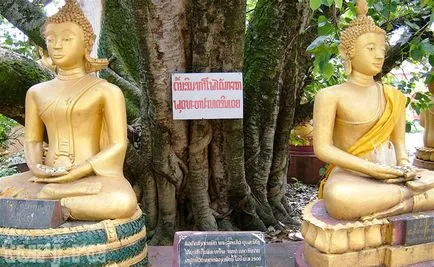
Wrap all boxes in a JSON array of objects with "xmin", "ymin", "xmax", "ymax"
[
  {"xmin": 303, "ymin": 242, "xmax": 385, "ymax": 267},
  {"xmin": 388, "ymin": 211, "xmax": 434, "ymax": 246},
  {"xmin": 302, "ymin": 241, "xmax": 434, "ymax": 267},
  {"xmin": 173, "ymin": 231, "xmax": 266, "ymax": 266},
  {"xmin": 387, "ymin": 242, "xmax": 434, "ymax": 267},
  {"xmin": 149, "ymin": 242, "xmax": 302, "ymax": 267},
  {"xmin": 0, "ymin": 198, "xmax": 65, "ymax": 229}
]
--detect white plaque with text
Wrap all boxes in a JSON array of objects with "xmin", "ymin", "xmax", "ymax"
[{"xmin": 172, "ymin": 72, "xmax": 243, "ymax": 120}]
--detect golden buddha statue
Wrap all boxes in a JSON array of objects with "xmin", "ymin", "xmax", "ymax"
[
  {"xmin": 0, "ymin": 0, "xmax": 137, "ymax": 221},
  {"xmin": 313, "ymin": 0, "xmax": 434, "ymax": 221},
  {"xmin": 415, "ymin": 82, "xmax": 434, "ymax": 165}
]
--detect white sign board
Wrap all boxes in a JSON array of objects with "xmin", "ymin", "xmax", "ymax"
[{"xmin": 172, "ymin": 72, "xmax": 243, "ymax": 120}]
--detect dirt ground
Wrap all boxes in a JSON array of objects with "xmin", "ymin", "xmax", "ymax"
[{"xmin": 265, "ymin": 179, "xmax": 318, "ymax": 243}]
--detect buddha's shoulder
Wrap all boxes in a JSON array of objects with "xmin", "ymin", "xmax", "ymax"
[
  {"xmin": 315, "ymin": 84, "xmax": 347, "ymax": 100},
  {"xmin": 95, "ymin": 80, "xmax": 124, "ymax": 98},
  {"xmin": 27, "ymin": 79, "xmax": 57, "ymax": 94}
]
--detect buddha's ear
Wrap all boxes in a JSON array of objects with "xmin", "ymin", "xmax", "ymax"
[
  {"xmin": 338, "ymin": 44, "xmax": 348, "ymax": 59},
  {"xmin": 37, "ymin": 47, "xmax": 56, "ymax": 73},
  {"xmin": 338, "ymin": 44, "xmax": 352, "ymax": 75}
]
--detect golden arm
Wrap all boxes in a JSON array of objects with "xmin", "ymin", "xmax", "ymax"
[
  {"xmin": 24, "ymin": 88, "xmax": 48, "ymax": 178},
  {"xmin": 390, "ymin": 110, "xmax": 410, "ymax": 166}
]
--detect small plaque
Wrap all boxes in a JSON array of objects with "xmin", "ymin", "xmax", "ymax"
[
  {"xmin": 388, "ymin": 211, "xmax": 434, "ymax": 246},
  {"xmin": 0, "ymin": 198, "xmax": 66, "ymax": 229},
  {"xmin": 173, "ymin": 231, "xmax": 266, "ymax": 267}
]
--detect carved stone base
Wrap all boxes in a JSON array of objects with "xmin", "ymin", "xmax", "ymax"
[
  {"xmin": 0, "ymin": 207, "xmax": 148, "ymax": 266},
  {"xmin": 414, "ymin": 158, "xmax": 434, "ymax": 170},
  {"xmin": 415, "ymin": 146, "xmax": 434, "ymax": 169},
  {"xmin": 301, "ymin": 200, "xmax": 434, "ymax": 266},
  {"xmin": 301, "ymin": 200, "xmax": 389, "ymax": 253},
  {"xmin": 299, "ymin": 242, "xmax": 434, "ymax": 267}
]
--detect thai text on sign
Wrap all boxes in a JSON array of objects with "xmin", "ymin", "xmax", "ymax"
[{"xmin": 172, "ymin": 73, "xmax": 243, "ymax": 120}]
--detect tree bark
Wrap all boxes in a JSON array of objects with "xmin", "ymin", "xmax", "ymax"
[
  {"xmin": 0, "ymin": 0, "xmax": 46, "ymax": 49},
  {"xmin": 268, "ymin": 1, "xmax": 315, "ymax": 224},
  {"xmin": 243, "ymin": 0, "xmax": 314, "ymax": 228},
  {"xmin": 0, "ymin": 48, "xmax": 53, "ymax": 124},
  {"xmin": 132, "ymin": 0, "xmax": 190, "ymax": 245}
]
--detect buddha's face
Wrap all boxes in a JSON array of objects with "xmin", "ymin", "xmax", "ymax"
[
  {"xmin": 351, "ymin": 32, "xmax": 386, "ymax": 76},
  {"xmin": 45, "ymin": 22, "xmax": 86, "ymax": 70}
]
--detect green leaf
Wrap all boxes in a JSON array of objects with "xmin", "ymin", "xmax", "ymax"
[
  {"xmin": 410, "ymin": 43, "xmax": 425, "ymax": 61},
  {"xmin": 405, "ymin": 20, "xmax": 421, "ymax": 31},
  {"xmin": 310, "ymin": 0, "xmax": 322, "ymax": 10},
  {"xmin": 405, "ymin": 121, "xmax": 412, "ymax": 133},
  {"xmin": 429, "ymin": 55, "xmax": 434, "ymax": 67},
  {"xmin": 323, "ymin": 62, "xmax": 334, "ymax": 79},
  {"xmin": 319, "ymin": 166, "xmax": 327, "ymax": 176},
  {"xmin": 318, "ymin": 16, "xmax": 333, "ymax": 36},
  {"xmin": 318, "ymin": 15, "xmax": 328, "ymax": 27},
  {"xmin": 425, "ymin": 73, "xmax": 434, "ymax": 85},
  {"xmin": 335, "ymin": 0, "xmax": 343, "ymax": 9}
]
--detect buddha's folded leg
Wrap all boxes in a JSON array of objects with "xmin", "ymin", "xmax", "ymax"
[
  {"xmin": 0, "ymin": 171, "xmax": 44, "ymax": 199},
  {"xmin": 324, "ymin": 167, "xmax": 412, "ymax": 220},
  {"xmin": 413, "ymin": 187, "xmax": 434, "ymax": 212},
  {"xmin": 361, "ymin": 188, "xmax": 434, "ymax": 220},
  {"xmin": 37, "ymin": 181, "xmax": 103, "ymax": 199},
  {"xmin": 57, "ymin": 176, "xmax": 137, "ymax": 220}
]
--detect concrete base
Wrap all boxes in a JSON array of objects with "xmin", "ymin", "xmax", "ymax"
[{"xmin": 298, "ymin": 242, "xmax": 434, "ymax": 267}]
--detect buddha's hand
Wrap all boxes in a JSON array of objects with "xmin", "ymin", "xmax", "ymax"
[
  {"xmin": 382, "ymin": 165, "xmax": 417, "ymax": 184},
  {"xmin": 365, "ymin": 163, "xmax": 404, "ymax": 180},
  {"xmin": 30, "ymin": 163, "xmax": 91, "ymax": 183},
  {"xmin": 31, "ymin": 164, "xmax": 76, "ymax": 178}
]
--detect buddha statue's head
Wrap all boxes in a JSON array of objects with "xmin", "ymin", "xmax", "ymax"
[
  {"xmin": 339, "ymin": 0, "xmax": 386, "ymax": 76},
  {"xmin": 43, "ymin": 0, "xmax": 108, "ymax": 73}
]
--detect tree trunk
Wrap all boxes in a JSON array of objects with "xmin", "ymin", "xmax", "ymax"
[
  {"xmin": 0, "ymin": 48, "xmax": 53, "ymax": 124},
  {"xmin": 132, "ymin": 0, "xmax": 190, "ymax": 245},
  {"xmin": 0, "ymin": 0, "xmax": 46, "ymax": 49},
  {"xmin": 243, "ymin": 0, "xmax": 314, "ymax": 227}
]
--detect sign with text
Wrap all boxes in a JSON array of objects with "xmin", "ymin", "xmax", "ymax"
[
  {"xmin": 172, "ymin": 73, "xmax": 243, "ymax": 120},
  {"xmin": 173, "ymin": 231, "xmax": 266, "ymax": 267},
  {"xmin": 0, "ymin": 199, "xmax": 65, "ymax": 229}
]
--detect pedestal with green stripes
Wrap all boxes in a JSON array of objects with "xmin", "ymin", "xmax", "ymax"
[{"xmin": 0, "ymin": 207, "xmax": 147, "ymax": 266}]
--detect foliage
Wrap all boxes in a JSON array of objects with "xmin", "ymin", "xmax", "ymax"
[
  {"xmin": 0, "ymin": 114, "xmax": 18, "ymax": 150},
  {"xmin": 289, "ymin": 130, "xmax": 311, "ymax": 146},
  {"xmin": 0, "ymin": 151, "xmax": 24, "ymax": 178},
  {"xmin": 0, "ymin": 16, "xmax": 36, "ymax": 58},
  {"xmin": 246, "ymin": 0, "xmax": 258, "ymax": 22}
]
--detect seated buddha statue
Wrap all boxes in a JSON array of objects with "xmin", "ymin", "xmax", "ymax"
[
  {"xmin": 313, "ymin": 0, "xmax": 434, "ymax": 221},
  {"xmin": 415, "ymin": 81, "xmax": 434, "ymax": 163},
  {"xmin": 0, "ymin": 0, "xmax": 137, "ymax": 221}
]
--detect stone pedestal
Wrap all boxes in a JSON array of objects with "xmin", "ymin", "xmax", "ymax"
[
  {"xmin": 0, "ymin": 207, "xmax": 148, "ymax": 266},
  {"xmin": 298, "ymin": 200, "xmax": 434, "ymax": 267},
  {"xmin": 414, "ymin": 146, "xmax": 434, "ymax": 170}
]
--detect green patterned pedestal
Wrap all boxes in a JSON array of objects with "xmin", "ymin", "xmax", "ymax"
[{"xmin": 0, "ymin": 207, "xmax": 148, "ymax": 266}]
